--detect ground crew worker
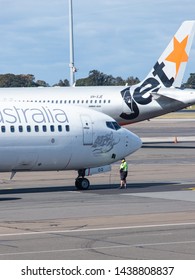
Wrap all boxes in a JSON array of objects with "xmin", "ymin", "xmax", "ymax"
[{"xmin": 119, "ymin": 158, "xmax": 128, "ymax": 188}]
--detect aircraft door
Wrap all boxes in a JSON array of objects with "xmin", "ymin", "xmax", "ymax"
[{"xmin": 80, "ymin": 115, "xmax": 93, "ymax": 145}]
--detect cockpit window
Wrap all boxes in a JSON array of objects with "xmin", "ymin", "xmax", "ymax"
[
  {"xmin": 112, "ymin": 121, "xmax": 121, "ymax": 130},
  {"xmin": 106, "ymin": 121, "xmax": 121, "ymax": 130},
  {"xmin": 106, "ymin": 121, "xmax": 114, "ymax": 129}
]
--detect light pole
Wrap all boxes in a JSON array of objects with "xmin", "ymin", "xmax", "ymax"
[{"xmin": 69, "ymin": 0, "xmax": 77, "ymax": 86}]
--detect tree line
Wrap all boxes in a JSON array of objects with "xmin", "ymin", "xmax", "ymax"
[{"xmin": 0, "ymin": 70, "xmax": 195, "ymax": 88}]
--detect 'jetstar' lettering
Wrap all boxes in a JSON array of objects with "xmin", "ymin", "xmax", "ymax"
[
  {"xmin": 120, "ymin": 35, "xmax": 189, "ymax": 120},
  {"xmin": 119, "ymin": 61, "xmax": 172, "ymax": 120}
]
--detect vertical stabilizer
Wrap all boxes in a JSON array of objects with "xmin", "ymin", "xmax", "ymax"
[
  {"xmin": 120, "ymin": 21, "xmax": 195, "ymax": 122},
  {"xmin": 143, "ymin": 21, "xmax": 195, "ymax": 88}
]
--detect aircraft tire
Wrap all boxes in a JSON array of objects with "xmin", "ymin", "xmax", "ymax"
[{"xmin": 75, "ymin": 178, "xmax": 90, "ymax": 190}]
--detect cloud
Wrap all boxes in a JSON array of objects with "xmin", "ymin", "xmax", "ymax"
[{"xmin": 0, "ymin": 0, "xmax": 195, "ymax": 85}]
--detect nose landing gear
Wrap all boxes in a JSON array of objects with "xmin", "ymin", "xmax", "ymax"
[
  {"xmin": 75, "ymin": 169, "xmax": 90, "ymax": 190},
  {"xmin": 75, "ymin": 177, "xmax": 90, "ymax": 190}
]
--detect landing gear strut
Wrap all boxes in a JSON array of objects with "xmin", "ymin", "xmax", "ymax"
[{"xmin": 75, "ymin": 169, "xmax": 90, "ymax": 190}]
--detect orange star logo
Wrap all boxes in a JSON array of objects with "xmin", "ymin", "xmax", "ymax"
[{"xmin": 165, "ymin": 35, "xmax": 189, "ymax": 76}]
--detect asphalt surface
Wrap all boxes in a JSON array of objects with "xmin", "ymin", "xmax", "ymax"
[{"xmin": 0, "ymin": 115, "xmax": 195, "ymax": 259}]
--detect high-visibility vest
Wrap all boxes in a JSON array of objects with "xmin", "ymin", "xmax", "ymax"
[{"xmin": 120, "ymin": 161, "xmax": 128, "ymax": 172}]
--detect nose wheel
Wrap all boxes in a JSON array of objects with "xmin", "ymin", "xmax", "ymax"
[
  {"xmin": 75, "ymin": 169, "xmax": 90, "ymax": 190},
  {"xmin": 75, "ymin": 177, "xmax": 90, "ymax": 190}
]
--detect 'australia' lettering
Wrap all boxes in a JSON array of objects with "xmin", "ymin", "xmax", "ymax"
[{"xmin": 0, "ymin": 106, "xmax": 69, "ymax": 124}]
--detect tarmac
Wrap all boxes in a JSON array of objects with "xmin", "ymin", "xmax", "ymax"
[{"xmin": 0, "ymin": 112, "xmax": 195, "ymax": 259}]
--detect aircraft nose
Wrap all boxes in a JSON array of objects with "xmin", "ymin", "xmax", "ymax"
[
  {"xmin": 130, "ymin": 131, "xmax": 142, "ymax": 151},
  {"xmin": 125, "ymin": 129, "xmax": 142, "ymax": 155}
]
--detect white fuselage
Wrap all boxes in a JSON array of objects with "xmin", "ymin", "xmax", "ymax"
[
  {"xmin": 1, "ymin": 86, "xmax": 195, "ymax": 126},
  {"xmin": 0, "ymin": 102, "xmax": 141, "ymax": 173}
]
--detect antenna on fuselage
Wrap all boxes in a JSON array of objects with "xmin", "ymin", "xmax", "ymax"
[{"xmin": 69, "ymin": 0, "xmax": 77, "ymax": 86}]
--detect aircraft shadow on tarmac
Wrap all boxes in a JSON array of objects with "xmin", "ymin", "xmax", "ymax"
[
  {"xmin": 0, "ymin": 197, "xmax": 21, "ymax": 201},
  {"xmin": 142, "ymin": 144, "xmax": 195, "ymax": 149},
  {"xmin": 0, "ymin": 182, "xmax": 178, "ymax": 196}
]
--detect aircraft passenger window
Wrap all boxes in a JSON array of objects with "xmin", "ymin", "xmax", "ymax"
[
  {"xmin": 90, "ymin": 100, "xmax": 93, "ymax": 103},
  {"xmin": 65, "ymin": 125, "xmax": 70, "ymax": 132},
  {"xmin": 104, "ymin": 100, "xmax": 106, "ymax": 103},
  {"xmin": 35, "ymin": 125, "xmax": 39, "ymax": 132},
  {"xmin": 99, "ymin": 100, "xmax": 101, "ymax": 103},
  {"xmin": 69, "ymin": 100, "xmax": 71, "ymax": 104},
  {"xmin": 58, "ymin": 125, "xmax": 62, "ymax": 132},
  {"xmin": 73, "ymin": 100, "xmax": 75, "ymax": 104},
  {"xmin": 108, "ymin": 100, "xmax": 111, "ymax": 103},
  {"xmin": 1, "ymin": 126, "xmax": 6, "ymax": 133},
  {"xmin": 95, "ymin": 100, "xmax": 97, "ymax": 103},
  {"xmin": 27, "ymin": 125, "xmax": 31, "ymax": 132},
  {"xmin": 77, "ymin": 100, "xmax": 79, "ymax": 104},
  {"xmin": 82, "ymin": 100, "xmax": 84, "ymax": 103},
  {"xmin": 10, "ymin": 126, "xmax": 15, "ymax": 133},
  {"xmin": 19, "ymin": 125, "xmax": 23, "ymax": 132},
  {"xmin": 60, "ymin": 100, "xmax": 62, "ymax": 104},
  {"xmin": 42, "ymin": 125, "xmax": 47, "ymax": 132},
  {"xmin": 50, "ymin": 125, "xmax": 55, "ymax": 132},
  {"xmin": 86, "ymin": 100, "xmax": 88, "ymax": 104},
  {"xmin": 56, "ymin": 100, "xmax": 58, "ymax": 104}
]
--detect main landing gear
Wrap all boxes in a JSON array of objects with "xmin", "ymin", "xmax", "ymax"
[{"xmin": 75, "ymin": 169, "xmax": 90, "ymax": 190}]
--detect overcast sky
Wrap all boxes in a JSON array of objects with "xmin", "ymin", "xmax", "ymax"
[{"xmin": 0, "ymin": 0, "xmax": 195, "ymax": 85}]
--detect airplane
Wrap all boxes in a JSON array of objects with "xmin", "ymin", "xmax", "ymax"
[
  {"xmin": 0, "ymin": 102, "xmax": 142, "ymax": 190},
  {"xmin": 1, "ymin": 21, "xmax": 195, "ymax": 125}
]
